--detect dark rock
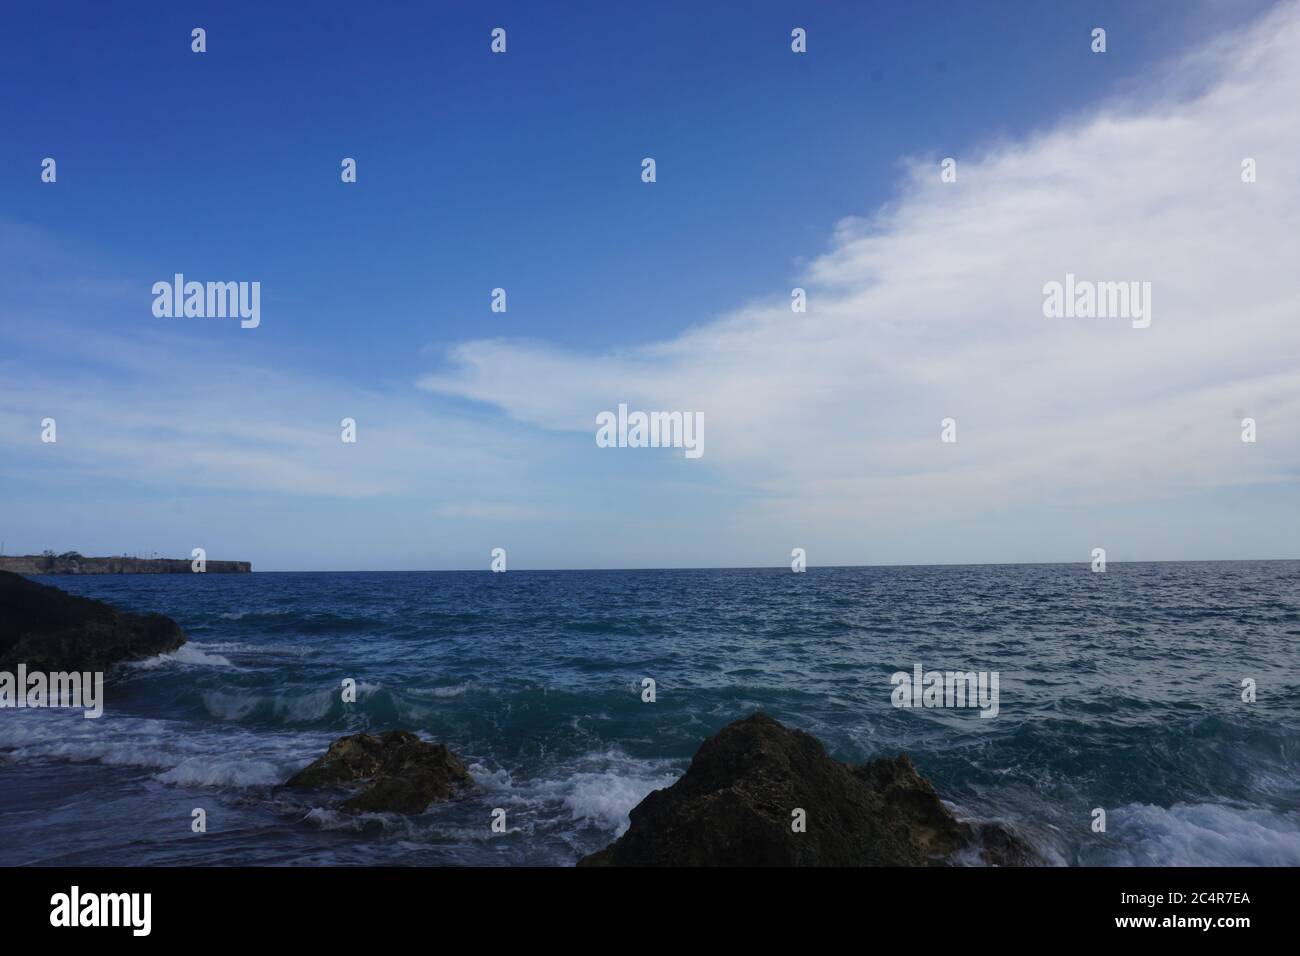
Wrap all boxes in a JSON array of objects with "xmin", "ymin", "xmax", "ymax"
[
  {"xmin": 964, "ymin": 817, "xmax": 1039, "ymax": 867},
  {"xmin": 578, "ymin": 712, "xmax": 1038, "ymax": 866},
  {"xmin": 285, "ymin": 730, "xmax": 473, "ymax": 814},
  {"xmin": 0, "ymin": 570, "xmax": 186, "ymax": 672}
]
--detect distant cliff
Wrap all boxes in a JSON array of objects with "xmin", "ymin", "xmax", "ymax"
[{"xmin": 0, "ymin": 553, "xmax": 251, "ymax": 574}]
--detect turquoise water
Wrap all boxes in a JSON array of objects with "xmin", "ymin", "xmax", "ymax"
[{"xmin": 1, "ymin": 563, "xmax": 1297, "ymax": 866}]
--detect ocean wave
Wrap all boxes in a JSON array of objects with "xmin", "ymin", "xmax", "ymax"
[
  {"xmin": 0, "ymin": 710, "xmax": 323, "ymax": 791},
  {"xmin": 198, "ymin": 681, "xmax": 391, "ymax": 725},
  {"xmin": 285, "ymin": 748, "xmax": 684, "ymax": 852},
  {"xmin": 466, "ymin": 747, "xmax": 682, "ymax": 839},
  {"xmin": 1084, "ymin": 802, "xmax": 1300, "ymax": 866},
  {"xmin": 129, "ymin": 644, "xmax": 234, "ymax": 669},
  {"xmin": 466, "ymin": 763, "xmax": 514, "ymax": 790},
  {"xmin": 154, "ymin": 755, "xmax": 288, "ymax": 788},
  {"xmin": 0, "ymin": 720, "xmax": 179, "ymax": 771},
  {"xmin": 560, "ymin": 768, "xmax": 678, "ymax": 836}
]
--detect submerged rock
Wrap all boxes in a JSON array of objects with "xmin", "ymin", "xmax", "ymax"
[
  {"xmin": 579, "ymin": 712, "xmax": 1036, "ymax": 866},
  {"xmin": 0, "ymin": 569, "xmax": 186, "ymax": 672},
  {"xmin": 285, "ymin": 730, "xmax": 473, "ymax": 814}
]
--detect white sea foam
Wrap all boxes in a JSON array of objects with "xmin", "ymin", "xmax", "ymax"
[
  {"xmin": 467, "ymin": 763, "xmax": 515, "ymax": 791},
  {"xmin": 299, "ymin": 806, "xmax": 427, "ymax": 835},
  {"xmin": 561, "ymin": 769, "xmax": 678, "ymax": 835},
  {"xmin": 466, "ymin": 747, "xmax": 682, "ymax": 838},
  {"xmin": 154, "ymin": 755, "xmax": 288, "ymax": 787},
  {"xmin": 0, "ymin": 709, "xmax": 324, "ymax": 790},
  {"xmin": 130, "ymin": 644, "xmax": 233, "ymax": 669},
  {"xmin": 302, "ymin": 807, "xmax": 359, "ymax": 830},
  {"xmin": 1097, "ymin": 802, "xmax": 1300, "ymax": 866},
  {"xmin": 197, "ymin": 686, "xmax": 423, "ymax": 728}
]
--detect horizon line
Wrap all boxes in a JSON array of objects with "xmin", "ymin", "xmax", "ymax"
[{"xmin": 204, "ymin": 556, "xmax": 1300, "ymax": 573}]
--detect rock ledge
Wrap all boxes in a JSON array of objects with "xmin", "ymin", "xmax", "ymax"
[
  {"xmin": 286, "ymin": 730, "xmax": 473, "ymax": 814},
  {"xmin": 0, "ymin": 570, "xmax": 187, "ymax": 672},
  {"xmin": 579, "ymin": 712, "xmax": 1036, "ymax": 866}
]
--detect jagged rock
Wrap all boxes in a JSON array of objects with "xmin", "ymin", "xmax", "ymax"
[
  {"xmin": 0, "ymin": 570, "xmax": 186, "ymax": 672},
  {"xmin": 285, "ymin": 730, "xmax": 473, "ymax": 814},
  {"xmin": 851, "ymin": 751, "xmax": 1035, "ymax": 866},
  {"xmin": 579, "ymin": 712, "xmax": 1037, "ymax": 866}
]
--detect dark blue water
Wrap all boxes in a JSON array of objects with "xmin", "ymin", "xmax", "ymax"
[{"xmin": 2, "ymin": 563, "xmax": 1297, "ymax": 866}]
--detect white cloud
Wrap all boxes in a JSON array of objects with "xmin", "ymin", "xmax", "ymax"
[
  {"xmin": 418, "ymin": 3, "xmax": 1300, "ymax": 543},
  {"xmin": 0, "ymin": 318, "xmax": 529, "ymax": 500},
  {"xmin": 3, "ymin": 5, "xmax": 1298, "ymax": 568}
]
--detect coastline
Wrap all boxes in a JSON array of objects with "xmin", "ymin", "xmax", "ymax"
[{"xmin": 0, "ymin": 555, "xmax": 251, "ymax": 575}]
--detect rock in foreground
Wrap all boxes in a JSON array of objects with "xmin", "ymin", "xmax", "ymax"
[
  {"xmin": 579, "ymin": 713, "xmax": 1036, "ymax": 866},
  {"xmin": 286, "ymin": 730, "xmax": 473, "ymax": 814},
  {"xmin": 0, "ymin": 570, "xmax": 187, "ymax": 672}
]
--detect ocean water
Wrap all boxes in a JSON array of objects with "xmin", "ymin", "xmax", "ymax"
[{"xmin": 1, "ymin": 563, "xmax": 1297, "ymax": 867}]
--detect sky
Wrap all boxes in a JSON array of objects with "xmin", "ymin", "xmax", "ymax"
[{"xmin": 1, "ymin": 0, "xmax": 1297, "ymax": 571}]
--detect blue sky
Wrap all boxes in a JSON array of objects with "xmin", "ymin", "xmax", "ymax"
[{"xmin": 1, "ymin": 0, "xmax": 1297, "ymax": 570}]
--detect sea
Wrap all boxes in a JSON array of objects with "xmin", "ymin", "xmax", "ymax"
[{"xmin": 1, "ymin": 562, "xmax": 1297, "ymax": 866}]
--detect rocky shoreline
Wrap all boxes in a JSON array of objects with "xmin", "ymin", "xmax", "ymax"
[
  {"xmin": 287, "ymin": 715, "xmax": 1036, "ymax": 866},
  {"xmin": 0, "ymin": 570, "xmax": 187, "ymax": 671},
  {"xmin": 3, "ymin": 574, "xmax": 1036, "ymax": 865}
]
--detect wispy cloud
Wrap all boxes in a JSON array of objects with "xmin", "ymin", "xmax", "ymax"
[
  {"xmin": 418, "ymin": 3, "xmax": 1300, "ymax": 542},
  {"xmin": 0, "ymin": 310, "xmax": 530, "ymax": 500},
  {"xmin": 3, "ymin": 5, "xmax": 1298, "ymax": 568}
]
